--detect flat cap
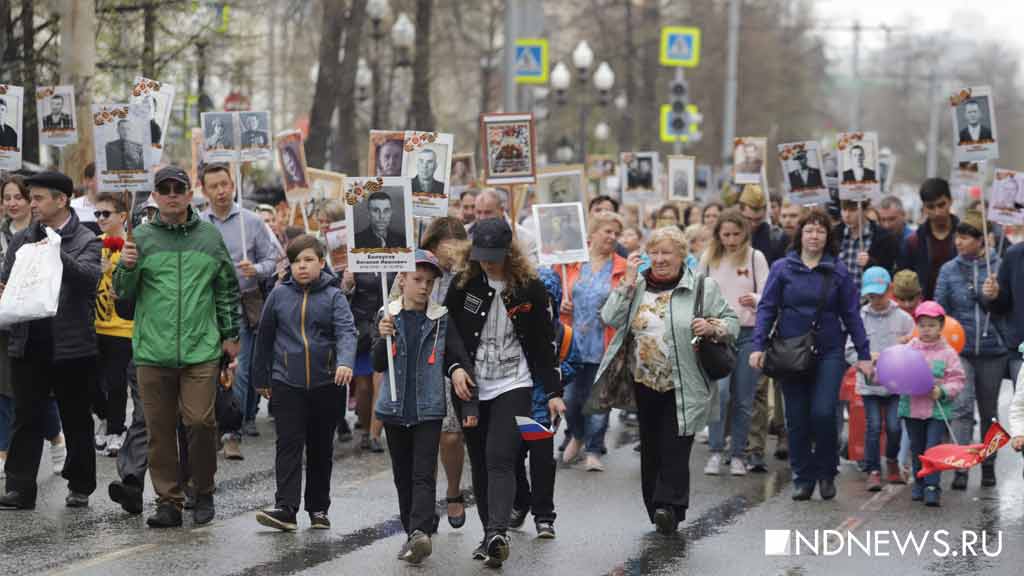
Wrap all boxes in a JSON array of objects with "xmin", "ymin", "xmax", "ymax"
[{"xmin": 24, "ymin": 170, "xmax": 74, "ymax": 197}]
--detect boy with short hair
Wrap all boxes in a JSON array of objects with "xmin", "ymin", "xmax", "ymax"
[
  {"xmin": 374, "ymin": 250, "xmax": 474, "ymax": 565},
  {"xmin": 252, "ymin": 234, "xmax": 357, "ymax": 531}
]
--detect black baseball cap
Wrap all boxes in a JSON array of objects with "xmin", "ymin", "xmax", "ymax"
[
  {"xmin": 470, "ymin": 218, "xmax": 513, "ymax": 262},
  {"xmin": 154, "ymin": 166, "xmax": 191, "ymax": 190},
  {"xmin": 24, "ymin": 170, "xmax": 74, "ymax": 197}
]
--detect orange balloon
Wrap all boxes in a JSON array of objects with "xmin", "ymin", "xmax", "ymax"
[{"xmin": 910, "ymin": 316, "xmax": 966, "ymax": 354}]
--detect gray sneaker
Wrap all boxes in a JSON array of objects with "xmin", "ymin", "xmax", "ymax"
[
  {"xmin": 402, "ymin": 530, "xmax": 432, "ymax": 564},
  {"xmin": 747, "ymin": 453, "xmax": 768, "ymax": 473}
]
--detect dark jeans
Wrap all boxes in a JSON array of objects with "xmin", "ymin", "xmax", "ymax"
[
  {"xmin": 97, "ymin": 335, "xmax": 133, "ymax": 435},
  {"xmin": 513, "ymin": 436, "xmax": 556, "ymax": 523},
  {"xmin": 118, "ymin": 360, "xmax": 190, "ymax": 489},
  {"xmin": 905, "ymin": 417, "xmax": 945, "ymax": 493},
  {"xmin": 461, "ymin": 386, "xmax": 530, "ymax": 536},
  {"xmin": 564, "ymin": 363, "xmax": 609, "ymax": 454},
  {"xmin": 0, "ymin": 394, "xmax": 60, "ymax": 451},
  {"xmin": 5, "ymin": 354, "xmax": 97, "ymax": 501},
  {"xmin": 271, "ymin": 383, "xmax": 341, "ymax": 513},
  {"xmin": 862, "ymin": 395, "xmax": 900, "ymax": 472},
  {"xmin": 635, "ymin": 381, "xmax": 694, "ymax": 524},
  {"xmin": 385, "ymin": 420, "xmax": 442, "ymax": 535},
  {"xmin": 954, "ymin": 355, "xmax": 1007, "ymax": 464},
  {"xmin": 779, "ymin": 352, "xmax": 847, "ymax": 487}
]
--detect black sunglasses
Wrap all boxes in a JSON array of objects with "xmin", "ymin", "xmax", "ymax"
[{"xmin": 93, "ymin": 210, "xmax": 119, "ymax": 220}]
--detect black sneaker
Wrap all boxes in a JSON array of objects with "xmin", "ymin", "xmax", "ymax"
[
  {"xmin": 484, "ymin": 533, "xmax": 510, "ymax": 568},
  {"xmin": 653, "ymin": 508, "xmax": 677, "ymax": 535},
  {"xmin": 952, "ymin": 471, "xmax": 968, "ymax": 490},
  {"xmin": 402, "ymin": 530, "xmax": 432, "ymax": 564},
  {"xmin": 536, "ymin": 521, "xmax": 555, "ymax": 539},
  {"xmin": 256, "ymin": 507, "xmax": 297, "ymax": 531},
  {"xmin": 147, "ymin": 503, "xmax": 183, "ymax": 528},
  {"xmin": 0, "ymin": 490, "xmax": 35, "ymax": 510},
  {"xmin": 792, "ymin": 483, "xmax": 813, "ymax": 501},
  {"xmin": 818, "ymin": 478, "xmax": 837, "ymax": 500},
  {"xmin": 109, "ymin": 480, "xmax": 144, "ymax": 515},
  {"xmin": 981, "ymin": 464, "xmax": 996, "ymax": 487},
  {"xmin": 65, "ymin": 492, "xmax": 89, "ymax": 508},
  {"xmin": 472, "ymin": 540, "xmax": 487, "ymax": 561},
  {"xmin": 243, "ymin": 421, "xmax": 260, "ymax": 437},
  {"xmin": 747, "ymin": 453, "xmax": 768, "ymax": 473},
  {"xmin": 309, "ymin": 511, "xmax": 331, "ymax": 529},
  {"xmin": 193, "ymin": 493, "xmax": 215, "ymax": 525},
  {"xmin": 509, "ymin": 507, "xmax": 528, "ymax": 529}
]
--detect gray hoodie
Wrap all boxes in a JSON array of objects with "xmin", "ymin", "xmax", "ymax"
[{"xmin": 845, "ymin": 300, "xmax": 915, "ymax": 396}]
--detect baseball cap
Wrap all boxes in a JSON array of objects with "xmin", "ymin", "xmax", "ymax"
[
  {"xmin": 891, "ymin": 270, "xmax": 922, "ymax": 300},
  {"xmin": 861, "ymin": 266, "xmax": 891, "ymax": 297},
  {"xmin": 154, "ymin": 165, "xmax": 191, "ymax": 190},
  {"xmin": 24, "ymin": 170, "xmax": 74, "ymax": 197},
  {"xmin": 470, "ymin": 218, "xmax": 513, "ymax": 262},
  {"xmin": 738, "ymin": 184, "xmax": 766, "ymax": 208},
  {"xmin": 914, "ymin": 300, "xmax": 946, "ymax": 320},
  {"xmin": 414, "ymin": 249, "xmax": 442, "ymax": 276}
]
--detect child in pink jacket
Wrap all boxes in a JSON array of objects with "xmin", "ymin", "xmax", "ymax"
[{"xmin": 898, "ymin": 301, "xmax": 965, "ymax": 508}]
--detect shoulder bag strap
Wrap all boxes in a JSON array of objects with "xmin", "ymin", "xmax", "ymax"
[
  {"xmin": 693, "ymin": 272, "xmax": 705, "ymax": 319},
  {"xmin": 751, "ymin": 249, "xmax": 758, "ymax": 294},
  {"xmin": 811, "ymin": 270, "xmax": 833, "ymax": 329}
]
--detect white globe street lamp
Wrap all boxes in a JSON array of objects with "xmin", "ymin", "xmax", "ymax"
[{"xmin": 572, "ymin": 40, "xmax": 594, "ymax": 76}]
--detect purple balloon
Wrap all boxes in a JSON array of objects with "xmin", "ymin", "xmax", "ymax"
[{"xmin": 876, "ymin": 345, "xmax": 933, "ymax": 395}]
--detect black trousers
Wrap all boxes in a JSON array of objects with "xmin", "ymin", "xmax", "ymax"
[
  {"xmin": 384, "ymin": 420, "xmax": 442, "ymax": 535},
  {"xmin": 271, "ymin": 383, "xmax": 341, "ymax": 513},
  {"xmin": 461, "ymin": 386, "xmax": 531, "ymax": 536},
  {"xmin": 635, "ymin": 382, "xmax": 694, "ymax": 524},
  {"xmin": 97, "ymin": 335, "xmax": 133, "ymax": 435},
  {"xmin": 513, "ymin": 435, "xmax": 556, "ymax": 523},
  {"xmin": 5, "ymin": 354, "xmax": 97, "ymax": 501},
  {"xmin": 118, "ymin": 359, "xmax": 190, "ymax": 489}
]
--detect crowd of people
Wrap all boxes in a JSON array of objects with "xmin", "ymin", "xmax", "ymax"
[{"xmin": 1, "ymin": 162, "xmax": 1024, "ymax": 569}]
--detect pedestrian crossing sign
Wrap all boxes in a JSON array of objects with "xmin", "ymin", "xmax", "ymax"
[
  {"xmin": 514, "ymin": 39, "xmax": 549, "ymax": 85},
  {"xmin": 660, "ymin": 27, "xmax": 701, "ymax": 68},
  {"xmin": 660, "ymin": 103, "xmax": 700, "ymax": 143}
]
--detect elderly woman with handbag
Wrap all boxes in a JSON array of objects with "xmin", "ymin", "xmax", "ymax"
[
  {"xmin": 750, "ymin": 208, "xmax": 873, "ymax": 502},
  {"xmin": 586, "ymin": 226, "xmax": 738, "ymax": 535}
]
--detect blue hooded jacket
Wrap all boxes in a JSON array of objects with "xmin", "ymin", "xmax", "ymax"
[
  {"xmin": 753, "ymin": 251, "xmax": 870, "ymax": 360},
  {"xmin": 935, "ymin": 250, "xmax": 1006, "ymax": 357}
]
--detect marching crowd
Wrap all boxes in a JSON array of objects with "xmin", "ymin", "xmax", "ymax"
[{"xmin": 2, "ymin": 162, "xmax": 1024, "ymax": 569}]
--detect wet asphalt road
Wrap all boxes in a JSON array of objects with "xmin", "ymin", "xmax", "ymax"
[{"xmin": 2, "ymin": 384, "xmax": 1023, "ymax": 576}]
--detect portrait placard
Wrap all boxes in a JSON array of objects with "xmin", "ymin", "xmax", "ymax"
[
  {"xmin": 450, "ymin": 153, "xmax": 477, "ymax": 188},
  {"xmin": 92, "ymin": 103, "xmax": 153, "ymax": 194},
  {"xmin": 323, "ymin": 220, "xmax": 349, "ymax": 271},
  {"xmin": 989, "ymin": 169, "xmax": 1024, "ymax": 226},
  {"xmin": 836, "ymin": 131, "xmax": 881, "ymax": 203},
  {"xmin": 480, "ymin": 112, "xmax": 537, "ymax": 185},
  {"xmin": 733, "ymin": 137, "xmax": 766, "ymax": 185},
  {"xmin": 620, "ymin": 151, "xmax": 660, "ymax": 204},
  {"xmin": 402, "ymin": 131, "xmax": 454, "ymax": 218},
  {"xmin": 667, "ymin": 155, "xmax": 696, "ymax": 202},
  {"xmin": 951, "ymin": 85, "xmax": 999, "ymax": 162},
  {"xmin": 778, "ymin": 141, "xmax": 830, "ymax": 206},
  {"xmin": 586, "ymin": 155, "xmax": 616, "ymax": 181},
  {"xmin": 534, "ymin": 202, "xmax": 588, "ymax": 267},
  {"xmin": 201, "ymin": 111, "xmax": 238, "ymax": 163},
  {"xmin": 307, "ymin": 168, "xmax": 346, "ymax": 221},
  {"xmin": 239, "ymin": 111, "xmax": 272, "ymax": 162},
  {"xmin": 950, "ymin": 162, "xmax": 984, "ymax": 203},
  {"xmin": 36, "ymin": 86, "xmax": 77, "ymax": 147},
  {"xmin": 368, "ymin": 130, "xmax": 406, "ymax": 177},
  {"xmin": 537, "ymin": 165, "xmax": 585, "ymax": 204},
  {"xmin": 345, "ymin": 177, "xmax": 415, "ymax": 274},
  {"xmin": 0, "ymin": 85, "xmax": 24, "ymax": 171},
  {"xmin": 131, "ymin": 77, "xmax": 175, "ymax": 164},
  {"xmin": 190, "ymin": 129, "xmax": 204, "ymax": 195},
  {"xmin": 275, "ymin": 130, "xmax": 310, "ymax": 204}
]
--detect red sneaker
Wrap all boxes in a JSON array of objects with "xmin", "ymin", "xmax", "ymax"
[
  {"xmin": 886, "ymin": 459, "xmax": 905, "ymax": 484},
  {"xmin": 866, "ymin": 471, "xmax": 882, "ymax": 492}
]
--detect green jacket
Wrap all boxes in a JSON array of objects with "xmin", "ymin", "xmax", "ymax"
[
  {"xmin": 586, "ymin": 268, "xmax": 739, "ymax": 437},
  {"xmin": 112, "ymin": 208, "xmax": 240, "ymax": 368}
]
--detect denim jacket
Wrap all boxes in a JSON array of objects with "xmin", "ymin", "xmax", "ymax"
[{"xmin": 372, "ymin": 297, "xmax": 473, "ymax": 426}]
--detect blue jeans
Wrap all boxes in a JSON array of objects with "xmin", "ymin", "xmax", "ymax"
[
  {"xmin": 905, "ymin": 417, "xmax": 945, "ymax": 494},
  {"xmin": 0, "ymin": 394, "xmax": 61, "ymax": 451},
  {"xmin": 709, "ymin": 328, "xmax": 758, "ymax": 457},
  {"xmin": 780, "ymin": 352, "xmax": 847, "ymax": 487},
  {"xmin": 232, "ymin": 321, "xmax": 258, "ymax": 433},
  {"xmin": 564, "ymin": 363, "xmax": 608, "ymax": 455},
  {"xmin": 862, "ymin": 395, "xmax": 900, "ymax": 472}
]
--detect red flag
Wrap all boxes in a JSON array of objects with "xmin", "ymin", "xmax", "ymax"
[{"xmin": 917, "ymin": 421, "xmax": 1010, "ymax": 479}]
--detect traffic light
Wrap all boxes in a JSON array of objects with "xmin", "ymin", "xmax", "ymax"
[{"xmin": 669, "ymin": 79, "xmax": 688, "ymax": 135}]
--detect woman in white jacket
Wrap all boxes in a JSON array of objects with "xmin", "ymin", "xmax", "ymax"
[{"xmin": 1010, "ymin": 346, "xmax": 1024, "ymax": 454}]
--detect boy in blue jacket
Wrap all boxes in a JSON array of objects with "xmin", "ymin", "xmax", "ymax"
[
  {"xmin": 252, "ymin": 234, "xmax": 357, "ymax": 531},
  {"xmin": 373, "ymin": 250, "xmax": 475, "ymax": 565}
]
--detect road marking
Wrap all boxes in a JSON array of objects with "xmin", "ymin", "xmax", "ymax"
[
  {"xmin": 832, "ymin": 483, "xmax": 905, "ymax": 533},
  {"xmin": 46, "ymin": 543, "xmax": 158, "ymax": 576}
]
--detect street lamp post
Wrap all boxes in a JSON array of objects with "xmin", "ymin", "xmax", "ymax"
[
  {"xmin": 366, "ymin": 0, "xmax": 391, "ymax": 128},
  {"xmin": 551, "ymin": 41, "xmax": 614, "ymax": 164}
]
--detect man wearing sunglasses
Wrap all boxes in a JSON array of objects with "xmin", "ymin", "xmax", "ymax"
[{"xmin": 113, "ymin": 166, "xmax": 240, "ymax": 528}]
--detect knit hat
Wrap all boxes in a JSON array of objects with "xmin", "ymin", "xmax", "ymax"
[
  {"xmin": 891, "ymin": 270, "xmax": 922, "ymax": 300},
  {"xmin": 738, "ymin": 184, "xmax": 766, "ymax": 208}
]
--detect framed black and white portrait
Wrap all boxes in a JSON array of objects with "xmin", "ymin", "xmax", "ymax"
[
  {"xmin": 345, "ymin": 176, "xmax": 415, "ymax": 274},
  {"xmin": 951, "ymin": 85, "xmax": 999, "ymax": 162}
]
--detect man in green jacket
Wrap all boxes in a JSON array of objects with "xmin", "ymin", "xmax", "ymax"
[{"xmin": 114, "ymin": 166, "xmax": 240, "ymax": 528}]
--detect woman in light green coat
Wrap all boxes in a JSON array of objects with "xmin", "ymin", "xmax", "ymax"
[{"xmin": 586, "ymin": 226, "xmax": 738, "ymax": 535}]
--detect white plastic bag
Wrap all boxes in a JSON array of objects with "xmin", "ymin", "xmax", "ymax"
[{"xmin": 0, "ymin": 227, "xmax": 64, "ymax": 326}]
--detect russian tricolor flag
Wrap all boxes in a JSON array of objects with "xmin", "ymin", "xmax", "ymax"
[{"xmin": 516, "ymin": 416, "xmax": 554, "ymax": 441}]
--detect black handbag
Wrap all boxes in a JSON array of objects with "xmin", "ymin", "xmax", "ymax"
[
  {"xmin": 762, "ymin": 269, "xmax": 832, "ymax": 379},
  {"xmin": 692, "ymin": 273, "xmax": 737, "ymax": 380}
]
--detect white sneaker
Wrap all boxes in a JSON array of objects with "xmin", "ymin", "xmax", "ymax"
[
  {"xmin": 106, "ymin": 432, "xmax": 126, "ymax": 457},
  {"xmin": 704, "ymin": 453, "xmax": 722, "ymax": 475},
  {"xmin": 94, "ymin": 422, "xmax": 108, "ymax": 451},
  {"xmin": 697, "ymin": 426, "xmax": 710, "ymax": 444},
  {"xmin": 0, "ymin": 456, "xmax": 5, "ymax": 480},
  {"xmin": 730, "ymin": 457, "xmax": 748, "ymax": 476},
  {"xmin": 50, "ymin": 440, "xmax": 67, "ymax": 475}
]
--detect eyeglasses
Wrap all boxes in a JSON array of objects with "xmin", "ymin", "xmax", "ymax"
[
  {"xmin": 93, "ymin": 210, "xmax": 119, "ymax": 220},
  {"xmin": 155, "ymin": 184, "xmax": 188, "ymax": 196}
]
